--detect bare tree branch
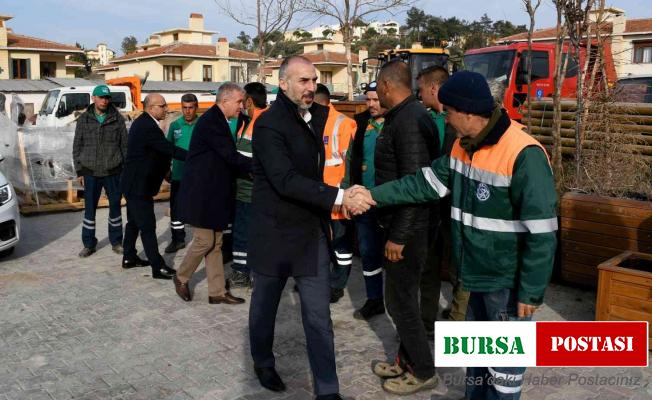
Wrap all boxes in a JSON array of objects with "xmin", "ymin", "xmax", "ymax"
[
  {"xmin": 303, "ymin": 0, "xmax": 414, "ymax": 99},
  {"xmin": 214, "ymin": 0, "xmax": 306, "ymax": 83}
]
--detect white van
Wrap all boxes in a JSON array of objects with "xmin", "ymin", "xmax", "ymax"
[{"xmin": 35, "ymin": 86, "xmax": 133, "ymax": 127}]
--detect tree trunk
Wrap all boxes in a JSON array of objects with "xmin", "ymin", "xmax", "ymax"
[
  {"xmin": 526, "ymin": 8, "xmax": 535, "ymax": 134},
  {"xmin": 551, "ymin": 1, "xmax": 567, "ymax": 193},
  {"xmin": 257, "ymin": 0, "xmax": 266, "ymax": 84},
  {"xmin": 345, "ymin": 30, "xmax": 354, "ymax": 101}
]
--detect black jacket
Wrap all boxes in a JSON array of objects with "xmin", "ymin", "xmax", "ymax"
[
  {"xmin": 120, "ymin": 112, "xmax": 187, "ymax": 197},
  {"xmin": 249, "ymin": 90, "xmax": 338, "ymax": 278},
  {"xmin": 178, "ymin": 105, "xmax": 251, "ymax": 230},
  {"xmin": 73, "ymin": 104, "xmax": 127, "ymax": 177},
  {"xmin": 374, "ymin": 95, "xmax": 439, "ymax": 244}
]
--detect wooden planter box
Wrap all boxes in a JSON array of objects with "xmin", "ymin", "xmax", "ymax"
[
  {"xmin": 596, "ymin": 251, "xmax": 652, "ymax": 349},
  {"xmin": 561, "ymin": 192, "xmax": 652, "ymax": 287}
]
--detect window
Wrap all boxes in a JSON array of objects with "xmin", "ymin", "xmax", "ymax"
[
  {"xmin": 110, "ymin": 92, "xmax": 127, "ymax": 109},
  {"xmin": 230, "ymin": 66, "xmax": 242, "ymax": 82},
  {"xmin": 11, "ymin": 59, "xmax": 29, "ymax": 79},
  {"xmin": 163, "ymin": 65, "xmax": 182, "ymax": 81},
  {"xmin": 561, "ymin": 53, "xmax": 579, "ymax": 78},
  {"xmin": 57, "ymin": 93, "xmax": 90, "ymax": 117},
  {"xmin": 203, "ymin": 65, "xmax": 212, "ymax": 82},
  {"xmin": 173, "ymin": 33, "xmax": 179, "ymax": 42},
  {"xmin": 633, "ymin": 41, "xmax": 652, "ymax": 64},
  {"xmin": 40, "ymin": 61, "xmax": 57, "ymax": 78},
  {"xmin": 320, "ymin": 70, "xmax": 333, "ymax": 84},
  {"xmin": 517, "ymin": 51, "xmax": 550, "ymax": 81},
  {"xmin": 317, "ymin": 44, "xmax": 324, "ymax": 51}
]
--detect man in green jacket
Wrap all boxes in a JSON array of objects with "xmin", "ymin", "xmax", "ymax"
[
  {"xmin": 348, "ymin": 71, "xmax": 558, "ymax": 399},
  {"xmin": 165, "ymin": 94, "xmax": 198, "ymax": 253},
  {"xmin": 417, "ymin": 66, "xmax": 471, "ymax": 330}
]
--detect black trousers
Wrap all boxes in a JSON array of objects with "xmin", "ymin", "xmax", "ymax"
[
  {"xmin": 249, "ymin": 234, "xmax": 339, "ymax": 396},
  {"xmin": 420, "ymin": 223, "xmax": 443, "ymax": 333},
  {"xmin": 123, "ymin": 195, "xmax": 164, "ymax": 269},
  {"xmin": 384, "ymin": 230, "xmax": 435, "ymax": 380}
]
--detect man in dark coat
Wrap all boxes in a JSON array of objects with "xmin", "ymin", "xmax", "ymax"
[
  {"xmin": 248, "ymin": 56, "xmax": 364, "ymax": 400},
  {"xmin": 121, "ymin": 94, "xmax": 187, "ymax": 280},
  {"xmin": 171, "ymin": 83, "xmax": 251, "ymax": 305}
]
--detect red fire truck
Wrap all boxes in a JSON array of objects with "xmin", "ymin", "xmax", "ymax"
[{"xmin": 463, "ymin": 42, "xmax": 617, "ymax": 120}]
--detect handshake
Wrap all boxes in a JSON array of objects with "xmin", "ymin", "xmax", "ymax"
[{"xmin": 338, "ymin": 185, "xmax": 377, "ymax": 218}]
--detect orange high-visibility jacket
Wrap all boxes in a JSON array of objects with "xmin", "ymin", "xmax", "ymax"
[{"xmin": 323, "ymin": 104, "xmax": 357, "ymax": 219}]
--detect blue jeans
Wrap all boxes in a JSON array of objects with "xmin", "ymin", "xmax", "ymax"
[
  {"xmin": 82, "ymin": 174, "xmax": 123, "ymax": 248},
  {"xmin": 465, "ymin": 288, "xmax": 532, "ymax": 400},
  {"xmin": 355, "ymin": 210, "xmax": 384, "ymax": 300},
  {"xmin": 232, "ymin": 200, "xmax": 251, "ymax": 275},
  {"xmin": 329, "ymin": 219, "xmax": 354, "ymax": 290}
]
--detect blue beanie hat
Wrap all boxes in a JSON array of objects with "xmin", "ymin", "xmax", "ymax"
[{"xmin": 438, "ymin": 70, "xmax": 494, "ymax": 115}]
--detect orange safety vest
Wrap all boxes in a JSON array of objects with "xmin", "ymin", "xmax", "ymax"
[
  {"xmin": 323, "ymin": 104, "xmax": 357, "ymax": 219},
  {"xmin": 237, "ymin": 106, "xmax": 268, "ymax": 140}
]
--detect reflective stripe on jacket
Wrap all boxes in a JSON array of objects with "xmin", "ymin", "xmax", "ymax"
[
  {"xmin": 370, "ymin": 117, "xmax": 558, "ymax": 305},
  {"xmin": 323, "ymin": 104, "xmax": 356, "ymax": 219}
]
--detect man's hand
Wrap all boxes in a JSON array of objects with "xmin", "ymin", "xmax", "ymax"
[
  {"xmin": 384, "ymin": 240, "xmax": 405, "ymax": 262},
  {"xmin": 342, "ymin": 185, "xmax": 376, "ymax": 215},
  {"xmin": 517, "ymin": 302, "xmax": 538, "ymax": 318},
  {"xmin": 77, "ymin": 176, "xmax": 84, "ymax": 188}
]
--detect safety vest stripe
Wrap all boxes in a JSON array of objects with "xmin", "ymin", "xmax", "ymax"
[
  {"xmin": 238, "ymin": 150, "xmax": 252, "ymax": 157},
  {"xmin": 326, "ymin": 114, "xmax": 346, "ymax": 165},
  {"xmin": 363, "ymin": 268, "xmax": 382, "ymax": 276},
  {"xmin": 422, "ymin": 167, "xmax": 450, "ymax": 197},
  {"xmin": 449, "ymin": 157, "xmax": 512, "ymax": 187},
  {"xmin": 451, "ymin": 207, "xmax": 558, "ymax": 233}
]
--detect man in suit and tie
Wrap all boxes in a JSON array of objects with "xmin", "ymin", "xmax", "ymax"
[
  {"xmin": 121, "ymin": 94, "xmax": 187, "ymax": 280},
  {"xmin": 248, "ymin": 55, "xmax": 368, "ymax": 400}
]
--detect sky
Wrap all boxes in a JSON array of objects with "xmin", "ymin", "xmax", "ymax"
[{"xmin": 1, "ymin": 0, "xmax": 649, "ymax": 55}]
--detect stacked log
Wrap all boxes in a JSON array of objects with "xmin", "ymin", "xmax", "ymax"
[{"xmin": 522, "ymin": 99, "xmax": 652, "ymax": 159}]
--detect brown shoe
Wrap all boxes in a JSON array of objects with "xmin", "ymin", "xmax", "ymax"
[
  {"xmin": 173, "ymin": 276, "xmax": 191, "ymax": 302},
  {"xmin": 209, "ymin": 292, "xmax": 245, "ymax": 304}
]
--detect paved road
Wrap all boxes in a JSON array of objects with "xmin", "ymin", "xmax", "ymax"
[{"xmin": 0, "ymin": 206, "xmax": 650, "ymax": 399}]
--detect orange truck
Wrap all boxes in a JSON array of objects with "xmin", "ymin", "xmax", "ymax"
[{"xmin": 106, "ymin": 76, "xmax": 216, "ymax": 112}]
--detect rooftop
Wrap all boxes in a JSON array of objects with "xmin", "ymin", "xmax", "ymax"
[
  {"xmin": 5, "ymin": 33, "xmax": 83, "ymax": 53},
  {"xmin": 111, "ymin": 43, "xmax": 258, "ymax": 63}
]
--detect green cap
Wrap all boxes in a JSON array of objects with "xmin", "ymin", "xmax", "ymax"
[{"xmin": 92, "ymin": 85, "xmax": 111, "ymax": 97}]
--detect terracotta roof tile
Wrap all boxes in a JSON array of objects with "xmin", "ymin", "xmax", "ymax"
[
  {"xmin": 264, "ymin": 50, "xmax": 378, "ymax": 68},
  {"xmin": 6, "ymin": 33, "xmax": 82, "ymax": 52},
  {"xmin": 499, "ymin": 18, "xmax": 652, "ymax": 42},
  {"xmin": 625, "ymin": 18, "xmax": 652, "ymax": 33},
  {"xmin": 65, "ymin": 60, "xmax": 84, "ymax": 67},
  {"xmin": 112, "ymin": 43, "xmax": 259, "ymax": 62}
]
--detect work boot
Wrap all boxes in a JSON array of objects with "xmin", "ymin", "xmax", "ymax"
[
  {"xmin": 227, "ymin": 270, "xmax": 252, "ymax": 288},
  {"xmin": 112, "ymin": 244, "xmax": 123, "ymax": 255},
  {"xmin": 164, "ymin": 240, "xmax": 185, "ymax": 254},
  {"xmin": 330, "ymin": 288, "xmax": 344, "ymax": 303},
  {"xmin": 78, "ymin": 247, "xmax": 96, "ymax": 258},
  {"xmin": 353, "ymin": 298, "xmax": 385, "ymax": 320},
  {"xmin": 382, "ymin": 372, "xmax": 439, "ymax": 395},
  {"xmin": 372, "ymin": 361, "xmax": 404, "ymax": 379}
]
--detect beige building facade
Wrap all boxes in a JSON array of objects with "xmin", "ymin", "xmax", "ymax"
[
  {"xmin": 97, "ymin": 13, "xmax": 260, "ymax": 83},
  {"xmin": 0, "ymin": 15, "xmax": 83, "ymax": 80},
  {"xmin": 265, "ymin": 37, "xmax": 378, "ymax": 95}
]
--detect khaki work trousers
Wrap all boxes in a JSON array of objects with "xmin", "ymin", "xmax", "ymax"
[{"xmin": 176, "ymin": 228, "xmax": 225, "ymax": 297}]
